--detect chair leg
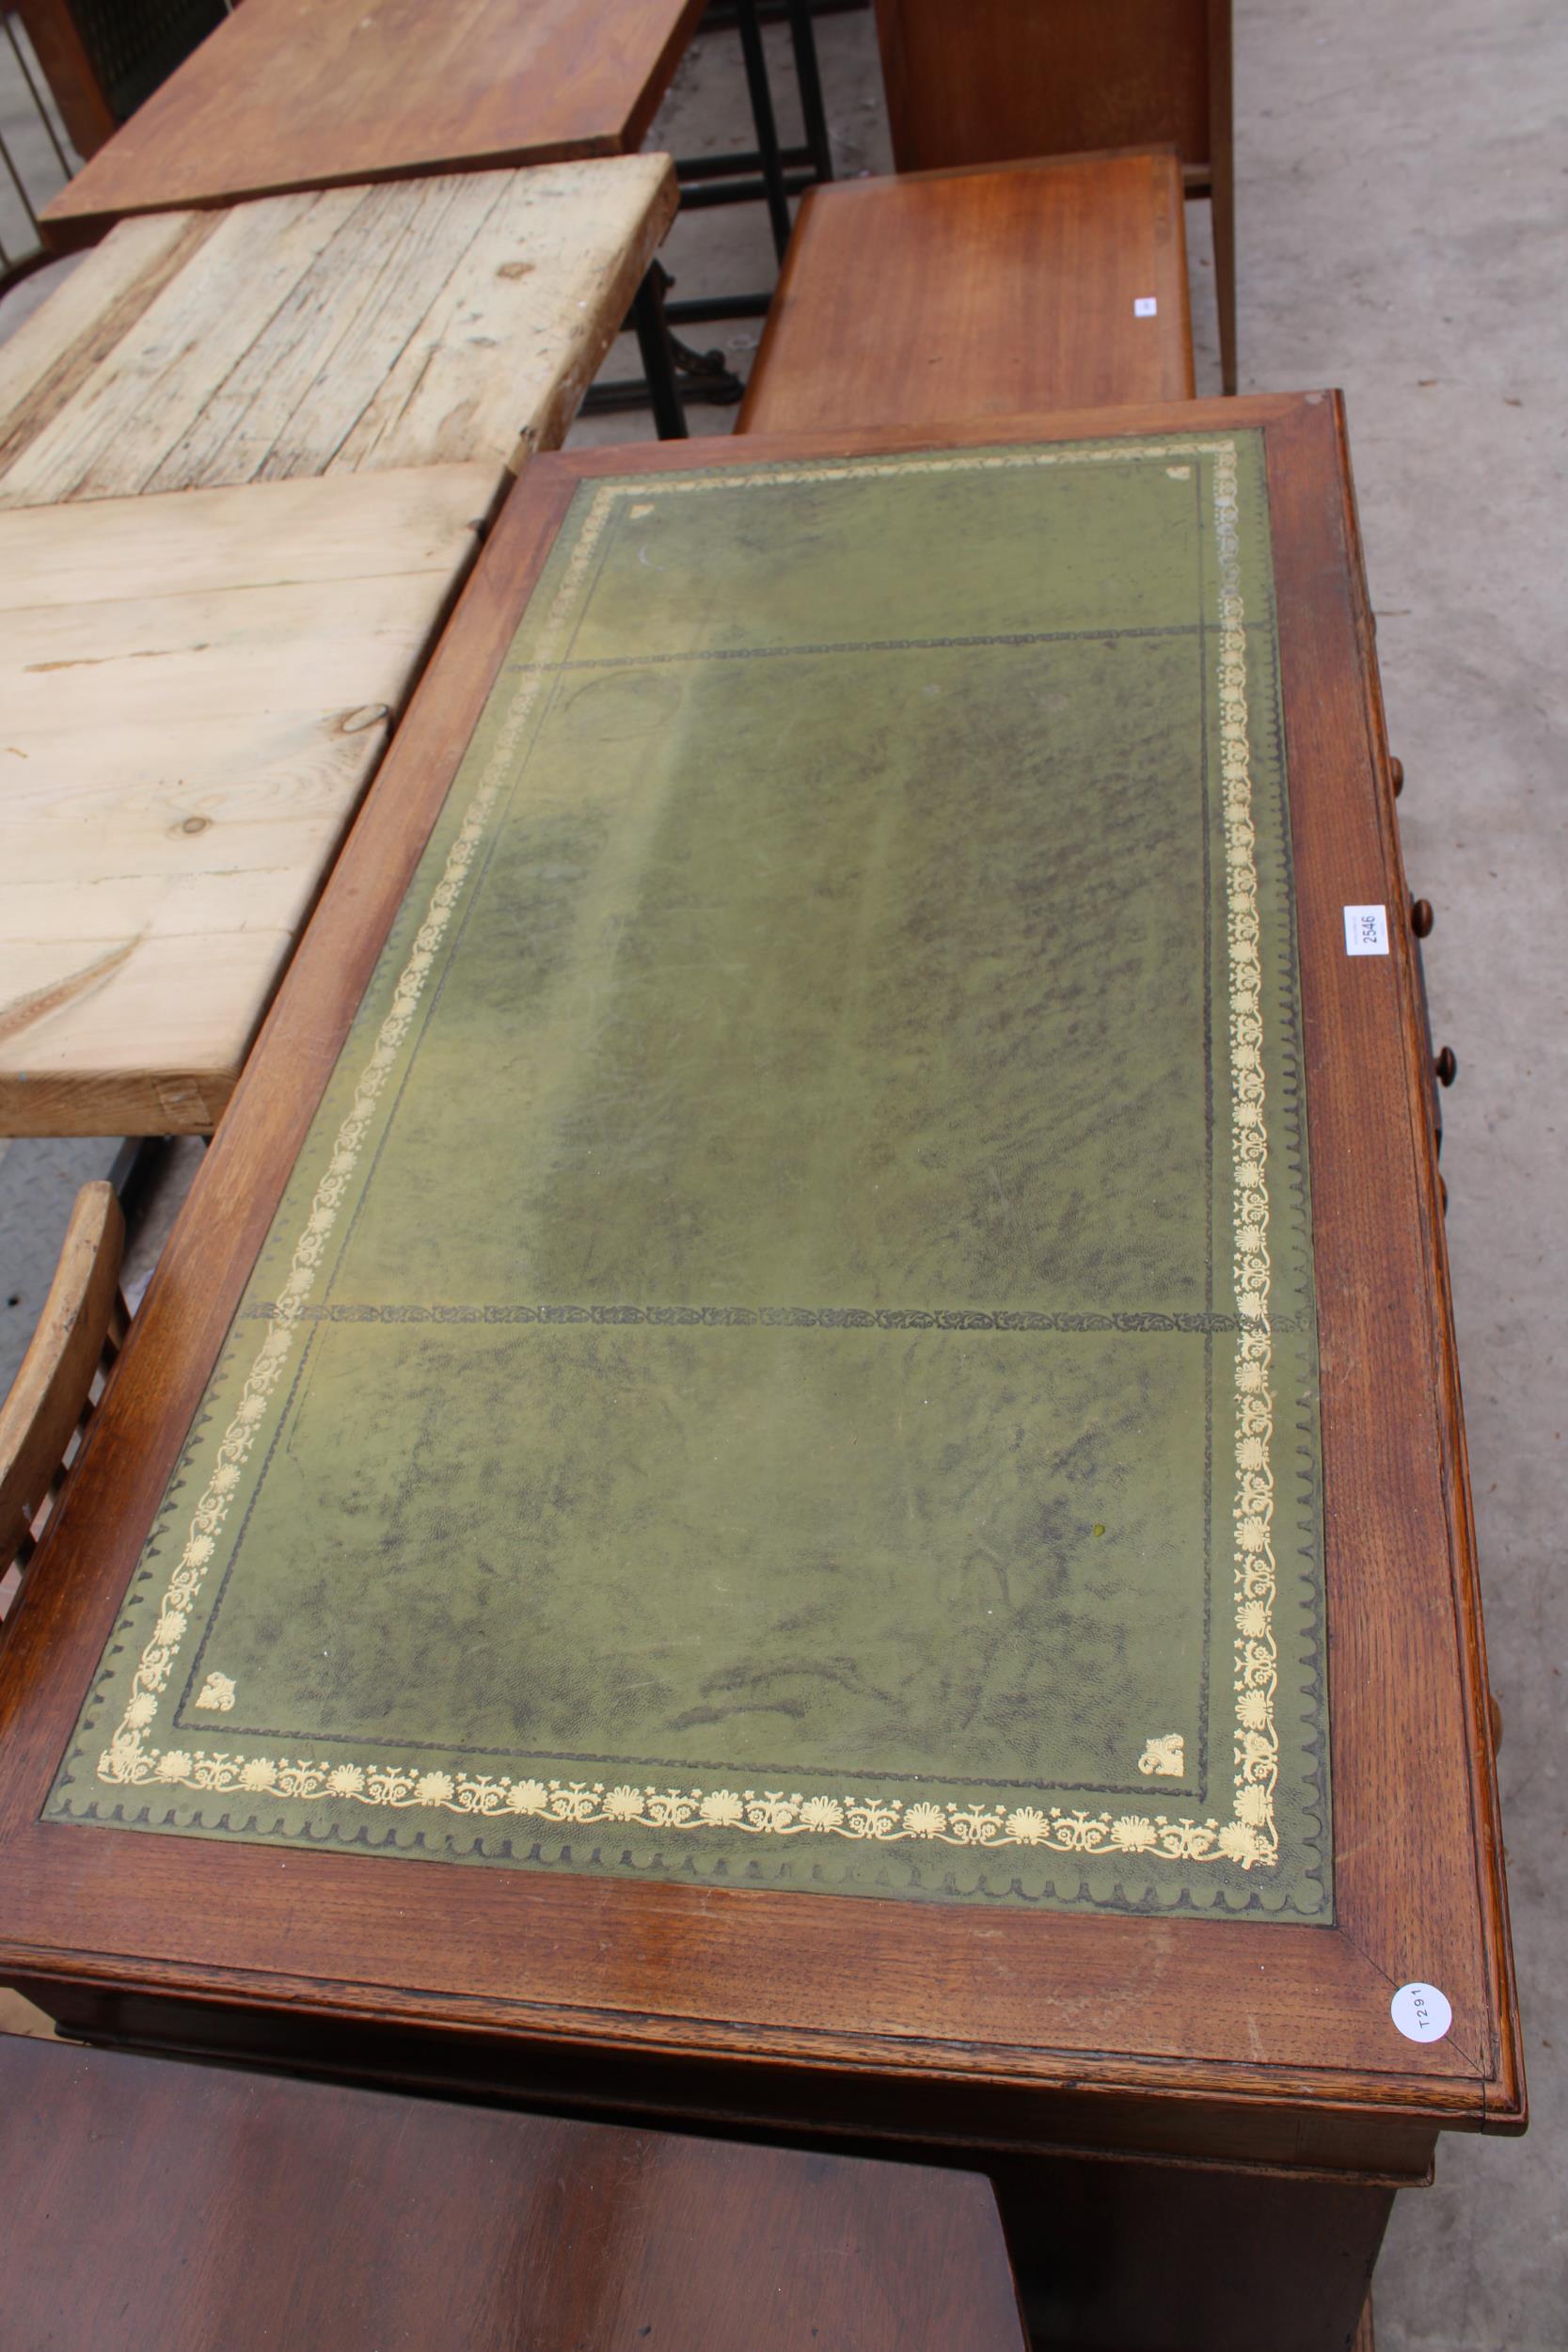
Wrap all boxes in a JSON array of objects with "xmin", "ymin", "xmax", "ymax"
[
  {"xmin": 784, "ymin": 0, "xmax": 834, "ymax": 184},
  {"xmin": 735, "ymin": 0, "xmax": 794, "ymax": 261},
  {"xmin": 1212, "ymin": 171, "xmax": 1238, "ymax": 395},
  {"xmin": 1208, "ymin": 0, "xmax": 1238, "ymax": 393},
  {"xmin": 630, "ymin": 263, "xmax": 690, "ymax": 440}
]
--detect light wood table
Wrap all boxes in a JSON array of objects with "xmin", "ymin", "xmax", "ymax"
[
  {"xmin": 38, "ymin": 0, "xmax": 707, "ymax": 251},
  {"xmin": 0, "ymin": 158, "xmax": 676, "ymax": 1136},
  {"xmin": 0, "ymin": 467, "xmax": 490, "ymax": 1134},
  {"xmin": 0, "ymin": 159, "xmax": 676, "ymax": 506}
]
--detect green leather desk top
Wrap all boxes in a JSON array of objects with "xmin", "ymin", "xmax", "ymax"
[{"xmin": 50, "ymin": 434, "xmax": 1330, "ymax": 1919}]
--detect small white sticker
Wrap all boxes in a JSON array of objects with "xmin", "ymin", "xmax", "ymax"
[
  {"xmin": 1390, "ymin": 1982, "xmax": 1452, "ymax": 2043},
  {"xmin": 1343, "ymin": 904, "xmax": 1389, "ymax": 956},
  {"xmin": 1133, "ymin": 295, "xmax": 1158, "ymax": 318}
]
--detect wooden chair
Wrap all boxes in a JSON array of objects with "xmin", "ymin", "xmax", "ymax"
[
  {"xmin": 871, "ymin": 0, "xmax": 1236, "ymax": 393},
  {"xmin": 738, "ymin": 146, "xmax": 1194, "ymax": 434},
  {"xmin": 0, "ymin": 2036, "xmax": 1030, "ymax": 2351},
  {"xmin": 14, "ymin": 0, "xmax": 228, "ymax": 161},
  {"xmin": 0, "ymin": 1179, "xmax": 126, "ymax": 1619}
]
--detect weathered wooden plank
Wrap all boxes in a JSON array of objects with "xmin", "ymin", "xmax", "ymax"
[
  {"xmin": 0, "ymin": 465, "xmax": 491, "ymax": 1136},
  {"xmin": 0, "ymin": 158, "xmax": 675, "ymax": 510},
  {"xmin": 0, "ymin": 212, "xmax": 209, "ymax": 465},
  {"xmin": 329, "ymin": 160, "xmax": 673, "ymax": 473},
  {"xmin": 0, "ymin": 462, "xmax": 493, "ymax": 604}
]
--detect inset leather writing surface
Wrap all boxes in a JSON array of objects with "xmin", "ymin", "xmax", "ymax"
[
  {"xmin": 339, "ymin": 632, "xmax": 1212, "ymax": 1310},
  {"xmin": 49, "ymin": 436, "xmax": 1329, "ymax": 1919}
]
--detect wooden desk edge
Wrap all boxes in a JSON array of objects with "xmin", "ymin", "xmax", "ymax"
[
  {"xmin": 1320, "ymin": 391, "xmax": 1526, "ymax": 2138},
  {"xmin": 0, "ymin": 399, "xmax": 1523, "ymax": 2158}
]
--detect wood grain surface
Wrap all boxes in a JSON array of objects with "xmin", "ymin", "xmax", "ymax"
[
  {"xmin": 1, "ymin": 160, "xmax": 676, "ymax": 508},
  {"xmin": 0, "ymin": 1181, "xmax": 123, "ymax": 1564},
  {"xmin": 0, "ymin": 2036, "xmax": 1028, "ymax": 2352},
  {"xmin": 874, "ymin": 0, "xmax": 1215, "ymax": 178},
  {"xmin": 40, "ymin": 0, "xmax": 708, "ymax": 249},
  {"xmin": 0, "ymin": 404, "xmax": 1521, "ymax": 2188},
  {"xmin": 871, "ymin": 0, "xmax": 1236, "ymax": 394},
  {"xmin": 738, "ymin": 148, "xmax": 1194, "ymax": 433},
  {"xmin": 0, "ymin": 464, "xmax": 491, "ymax": 1135}
]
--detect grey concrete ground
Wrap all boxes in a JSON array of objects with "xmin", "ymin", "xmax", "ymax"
[{"xmin": 1, "ymin": 5, "xmax": 1563, "ymax": 2345}]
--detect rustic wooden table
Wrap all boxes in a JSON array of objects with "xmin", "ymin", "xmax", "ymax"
[
  {"xmin": 38, "ymin": 0, "xmax": 708, "ymax": 250},
  {"xmin": 0, "ymin": 402, "xmax": 1522, "ymax": 2351},
  {"xmin": 0, "ymin": 158, "xmax": 675, "ymax": 1136}
]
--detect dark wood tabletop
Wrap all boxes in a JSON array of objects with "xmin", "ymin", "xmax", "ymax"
[
  {"xmin": 0, "ymin": 2034, "xmax": 1027, "ymax": 2351},
  {"xmin": 0, "ymin": 404, "xmax": 1521, "ymax": 2210},
  {"xmin": 40, "ymin": 0, "xmax": 707, "ymax": 250}
]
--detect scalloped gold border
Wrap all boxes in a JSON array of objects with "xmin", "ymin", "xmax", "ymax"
[{"xmin": 98, "ymin": 438, "xmax": 1278, "ymax": 1870}]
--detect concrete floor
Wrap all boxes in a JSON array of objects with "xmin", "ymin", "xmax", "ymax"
[{"xmin": 0, "ymin": 6, "xmax": 1563, "ymax": 2346}]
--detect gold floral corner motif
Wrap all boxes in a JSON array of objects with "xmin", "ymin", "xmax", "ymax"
[{"xmin": 95, "ymin": 437, "xmax": 1281, "ymax": 1875}]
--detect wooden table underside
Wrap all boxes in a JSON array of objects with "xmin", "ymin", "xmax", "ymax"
[
  {"xmin": 40, "ymin": 0, "xmax": 708, "ymax": 248},
  {"xmin": 0, "ymin": 407, "xmax": 1521, "ymax": 2222},
  {"xmin": 0, "ymin": 160, "xmax": 676, "ymax": 1136}
]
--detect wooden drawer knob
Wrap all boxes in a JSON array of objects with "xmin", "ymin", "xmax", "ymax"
[
  {"xmin": 1411, "ymin": 898, "xmax": 1434, "ymax": 938},
  {"xmin": 1435, "ymin": 1045, "xmax": 1458, "ymax": 1088},
  {"xmin": 1390, "ymin": 756, "xmax": 1404, "ymax": 797}
]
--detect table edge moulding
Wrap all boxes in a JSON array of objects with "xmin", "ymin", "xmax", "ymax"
[{"xmin": 0, "ymin": 400, "xmax": 1522, "ymax": 2185}]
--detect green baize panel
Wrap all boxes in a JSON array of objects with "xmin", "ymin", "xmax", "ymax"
[{"xmin": 51, "ymin": 437, "xmax": 1330, "ymax": 1916}]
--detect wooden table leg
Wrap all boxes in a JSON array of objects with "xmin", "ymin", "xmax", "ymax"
[{"xmin": 990, "ymin": 2152, "xmax": 1391, "ymax": 2352}]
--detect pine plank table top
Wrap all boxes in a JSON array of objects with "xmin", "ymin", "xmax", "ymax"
[
  {"xmin": 39, "ymin": 0, "xmax": 707, "ymax": 252},
  {"xmin": 0, "ymin": 159, "xmax": 677, "ymax": 508},
  {"xmin": 738, "ymin": 149, "xmax": 1195, "ymax": 434},
  {"xmin": 0, "ymin": 2037, "xmax": 1028, "ymax": 2352},
  {"xmin": 0, "ymin": 157, "xmax": 675, "ymax": 1136},
  {"xmin": 0, "ymin": 465, "xmax": 491, "ymax": 1135},
  {"xmin": 0, "ymin": 405, "xmax": 1521, "ymax": 2223}
]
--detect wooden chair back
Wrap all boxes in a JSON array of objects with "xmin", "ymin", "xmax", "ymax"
[
  {"xmin": 0, "ymin": 1179, "xmax": 127, "ymax": 1609},
  {"xmin": 14, "ymin": 0, "xmax": 228, "ymax": 160},
  {"xmin": 871, "ymin": 0, "xmax": 1236, "ymax": 390}
]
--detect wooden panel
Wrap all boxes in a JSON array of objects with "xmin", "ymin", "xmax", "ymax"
[
  {"xmin": 40, "ymin": 0, "xmax": 708, "ymax": 249},
  {"xmin": 0, "ymin": 406, "xmax": 1522, "ymax": 2186},
  {"xmin": 1, "ymin": 160, "xmax": 676, "ymax": 508},
  {"xmin": 870, "ymin": 0, "xmax": 1237, "ymax": 391},
  {"xmin": 13, "ymin": 0, "xmax": 119, "ymax": 158},
  {"xmin": 873, "ymin": 0, "xmax": 1214, "ymax": 175},
  {"xmin": 0, "ymin": 1181, "xmax": 122, "ymax": 1561},
  {"xmin": 0, "ymin": 464, "xmax": 492, "ymax": 1135},
  {"xmin": 739, "ymin": 150, "xmax": 1194, "ymax": 434},
  {"xmin": 0, "ymin": 2038, "xmax": 1029, "ymax": 2352}
]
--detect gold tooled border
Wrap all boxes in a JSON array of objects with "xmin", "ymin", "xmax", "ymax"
[{"xmin": 98, "ymin": 438, "xmax": 1279, "ymax": 1872}]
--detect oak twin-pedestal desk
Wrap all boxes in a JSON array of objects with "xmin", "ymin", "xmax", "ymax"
[{"xmin": 0, "ymin": 399, "xmax": 1521, "ymax": 2350}]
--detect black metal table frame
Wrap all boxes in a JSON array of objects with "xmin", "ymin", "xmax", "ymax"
[{"xmin": 587, "ymin": 0, "xmax": 837, "ymax": 434}]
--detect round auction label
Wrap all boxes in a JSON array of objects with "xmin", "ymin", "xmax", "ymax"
[{"xmin": 1390, "ymin": 1982, "xmax": 1452, "ymax": 2043}]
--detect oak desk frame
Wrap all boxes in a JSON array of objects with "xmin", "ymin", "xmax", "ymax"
[{"xmin": 0, "ymin": 402, "xmax": 1521, "ymax": 2195}]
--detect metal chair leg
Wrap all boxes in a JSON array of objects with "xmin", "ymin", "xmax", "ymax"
[
  {"xmin": 735, "ymin": 0, "xmax": 794, "ymax": 261},
  {"xmin": 630, "ymin": 263, "xmax": 689, "ymax": 439},
  {"xmin": 784, "ymin": 0, "xmax": 834, "ymax": 184}
]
